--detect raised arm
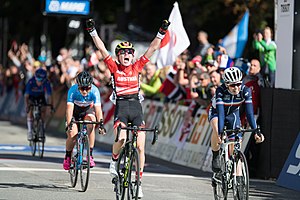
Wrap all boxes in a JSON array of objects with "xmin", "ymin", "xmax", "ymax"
[
  {"xmin": 144, "ymin": 20, "xmax": 171, "ymax": 59},
  {"xmin": 86, "ymin": 19, "xmax": 110, "ymax": 59}
]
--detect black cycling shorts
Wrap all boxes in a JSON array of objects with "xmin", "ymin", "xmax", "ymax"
[
  {"xmin": 114, "ymin": 99, "xmax": 144, "ymax": 127},
  {"xmin": 73, "ymin": 105, "xmax": 95, "ymax": 120},
  {"xmin": 29, "ymin": 95, "xmax": 46, "ymax": 105}
]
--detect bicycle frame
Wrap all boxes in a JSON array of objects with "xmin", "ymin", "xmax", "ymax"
[
  {"xmin": 28, "ymin": 101, "xmax": 53, "ymax": 158},
  {"xmin": 113, "ymin": 124, "xmax": 158, "ymax": 200},
  {"xmin": 74, "ymin": 124, "xmax": 88, "ymax": 169},
  {"xmin": 69, "ymin": 119, "xmax": 104, "ymax": 192},
  {"xmin": 213, "ymin": 128, "xmax": 256, "ymax": 200}
]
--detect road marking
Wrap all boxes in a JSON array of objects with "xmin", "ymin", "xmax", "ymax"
[
  {"xmin": 0, "ymin": 167, "xmax": 200, "ymax": 179},
  {"xmin": 0, "ymin": 144, "xmax": 110, "ymax": 155}
]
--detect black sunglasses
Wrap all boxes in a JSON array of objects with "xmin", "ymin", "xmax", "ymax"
[
  {"xmin": 79, "ymin": 86, "xmax": 92, "ymax": 91},
  {"xmin": 228, "ymin": 83, "xmax": 242, "ymax": 88},
  {"xmin": 118, "ymin": 49, "xmax": 134, "ymax": 55}
]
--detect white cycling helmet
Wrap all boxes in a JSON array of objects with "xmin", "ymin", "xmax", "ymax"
[{"xmin": 222, "ymin": 67, "xmax": 243, "ymax": 84}]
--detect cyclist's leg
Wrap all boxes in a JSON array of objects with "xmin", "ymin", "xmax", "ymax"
[
  {"xmin": 112, "ymin": 100, "xmax": 128, "ymax": 157},
  {"xmin": 209, "ymin": 107, "xmax": 221, "ymax": 173},
  {"xmin": 110, "ymin": 101, "xmax": 128, "ymax": 177},
  {"xmin": 26, "ymin": 96, "xmax": 34, "ymax": 141}
]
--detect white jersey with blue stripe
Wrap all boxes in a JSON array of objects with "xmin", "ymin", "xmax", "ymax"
[{"xmin": 67, "ymin": 84, "xmax": 101, "ymax": 107}]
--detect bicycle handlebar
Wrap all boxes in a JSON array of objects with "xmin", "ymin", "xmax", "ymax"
[
  {"xmin": 69, "ymin": 119, "xmax": 105, "ymax": 131},
  {"xmin": 115, "ymin": 124, "xmax": 159, "ymax": 145},
  {"xmin": 222, "ymin": 126, "xmax": 261, "ymax": 137}
]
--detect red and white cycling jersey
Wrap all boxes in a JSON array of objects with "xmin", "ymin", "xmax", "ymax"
[{"xmin": 104, "ymin": 55, "xmax": 149, "ymax": 96}]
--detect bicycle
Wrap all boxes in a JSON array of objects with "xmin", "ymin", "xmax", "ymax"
[
  {"xmin": 28, "ymin": 99, "xmax": 53, "ymax": 158},
  {"xmin": 112, "ymin": 123, "xmax": 158, "ymax": 200},
  {"xmin": 212, "ymin": 127, "xmax": 261, "ymax": 200},
  {"xmin": 68, "ymin": 118, "xmax": 105, "ymax": 192}
]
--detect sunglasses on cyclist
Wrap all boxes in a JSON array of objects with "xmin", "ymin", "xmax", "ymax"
[
  {"xmin": 36, "ymin": 78, "xmax": 44, "ymax": 82},
  {"xmin": 117, "ymin": 49, "xmax": 134, "ymax": 55},
  {"xmin": 228, "ymin": 83, "xmax": 242, "ymax": 88},
  {"xmin": 79, "ymin": 86, "xmax": 92, "ymax": 92}
]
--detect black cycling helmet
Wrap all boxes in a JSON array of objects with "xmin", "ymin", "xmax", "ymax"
[
  {"xmin": 76, "ymin": 71, "xmax": 93, "ymax": 87},
  {"xmin": 115, "ymin": 41, "xmax": 135, "ymax": 56},
  {"xmin": 35, "ymin": 68, "xmax": 47, "ymax": 82}
]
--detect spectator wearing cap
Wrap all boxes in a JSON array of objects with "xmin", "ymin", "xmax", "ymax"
[
  {"xmin": 190, "ymin": 55, "xmax": 207, "ymax": 74},
  {"xmin": 190, "ymin": 72, "xmax": 213, "ymax": 110}
]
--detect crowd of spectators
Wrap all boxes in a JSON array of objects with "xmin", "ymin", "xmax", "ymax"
[{"xmin": 0, "ymin": 27, "xmax": 276, "ymax": 125}]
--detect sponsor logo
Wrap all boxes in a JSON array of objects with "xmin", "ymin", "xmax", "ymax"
[{"xmin": 277, "ymin": 133, "xmax": 300, "ymax": 192}]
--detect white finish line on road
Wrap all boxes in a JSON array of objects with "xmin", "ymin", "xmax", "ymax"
[{"xmin": 0, "ymin": 166, "xmax": 200, "ymax": 179}]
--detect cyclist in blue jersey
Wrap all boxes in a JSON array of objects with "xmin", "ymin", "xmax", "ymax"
[
  {"xmin": 209, "ymin": 67, "xmax": 265, "ymax": 173},
  {"xmin": 24, "ymin": 68, "xmax": 53, "ymax": 141},
  {"xmin": 63, "ymin": 71, "xmax": 105, "ymax": 170}
]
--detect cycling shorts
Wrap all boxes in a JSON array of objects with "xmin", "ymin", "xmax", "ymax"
[
  {"xmin": 114, "ymin": 98, "xmax": 144, "ymax": 127},
  {"xmin": 209, "ymin": 107, "xmax": 242, "ymax": 140},
  {"xmin": 29, "ymin": 95, "xmax": 46, "ymax": 105},
  {"xmin": 73, "ymin": 105, "xmax": 95, "ymax": 120}
]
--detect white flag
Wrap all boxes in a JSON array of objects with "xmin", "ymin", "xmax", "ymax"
[{"xmin": 156, "ymin": 2, "xmax": 190, "ymax": 68}]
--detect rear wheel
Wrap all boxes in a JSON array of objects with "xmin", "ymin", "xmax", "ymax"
[
  {"xmin": 116, "ymin": 148, "xmax": 126, "ymax": 200},
  {"xmin": 70, "ymin": 140, "xmax": 78, "ymax": 188},
  {"xmin": 213, "ymin": 153, "xmax": 228, "ymax": 200},
  {"xmin": 233, "ymin": 152, "xmax": 249, "ymax": 200},
  {"xmin": 79, "ymin": 135, "xmax": 90, "ymax": 192}
]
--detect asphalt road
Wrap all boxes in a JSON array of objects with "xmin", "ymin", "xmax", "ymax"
[{"xmin": 0, "ymin": 120, "xmax": 299, "ymax": 200}]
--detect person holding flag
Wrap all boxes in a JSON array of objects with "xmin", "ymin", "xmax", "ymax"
[{"xmin": 86, "ymin": 18, "xmax": 170, "ymax": 198}]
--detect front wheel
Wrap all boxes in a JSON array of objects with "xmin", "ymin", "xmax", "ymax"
[
  {"xmin": 213, "ymin": 153, "xmax": 228, "ymax": 200},
  {"xmin": 79, "ymin": 135, "xmax": 90, "ymax": 192},
  {"xmin": 29, "ymin": 119, "xmax": 38, "ymax": 156},
  {"xmin": 116, "ymin": 147, "xmax": 140, "ymax": 200},
  {"xmin": 233, "ymin": 152, "xmax": 249, "ymax": 200},
  {"xmin": 36, "ymin": 119, "xmax": 45, "ymax": 158},
  {"xmin": 128, "ymin": 148, "xmax": 140, "ymax": 200},
  {"xmin": 69, "ymin": 140, "xmax": 78, "ymax": 188}
]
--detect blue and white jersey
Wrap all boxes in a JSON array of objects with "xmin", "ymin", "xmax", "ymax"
[
  {"xmin": 210, "ymin": 83, "xmax": 256, "ymax": 134},
  {"xmin": 67, "ymin": 84, "xmax": 101, "ymax": 107},
  {"xmin": 25, "ymin": 77, "xmax": 52, "ymax": 97}
]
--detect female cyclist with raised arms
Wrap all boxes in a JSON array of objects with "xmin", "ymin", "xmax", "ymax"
[
  {"xmin": 209, "ymin": 67, "xmax": 265, "ymax": 174},
  {"xmin": 86, "ymin": 18, "xmax": 170, "ymax": 198}
]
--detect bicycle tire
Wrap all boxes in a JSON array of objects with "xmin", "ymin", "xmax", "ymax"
[
  {"xmin": 128, "ymin": 148, "xmax": 140, "ymax": 200},
  {"xmin": 116, "ymin": 147, "xmax": 126, "ymax": 200},
  {"xmin": 213, "ymin": 152, "xmax": 228, "ymax": 200},
  {"xmin": 233, "ymin": 151, "xmax": 249, "ymax": 200},
  {"xmin": 37, "ymin": 119, "xmax": 45, "ymax": 158},
  {"xmin": 79, "ymin": 135, "xmax": 90, "ymax": 192},
  {"xmin": 30, "ymin": 119, "xmax": 38, "ymax": 156},
  {"xmin": 70, "ymin": 140, "xmax": 79, "ymax": 188}
]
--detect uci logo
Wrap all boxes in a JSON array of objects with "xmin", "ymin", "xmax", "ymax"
[{"xmin": 286, "ymin": 143, "xmax": 300, "ymax": 175}]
